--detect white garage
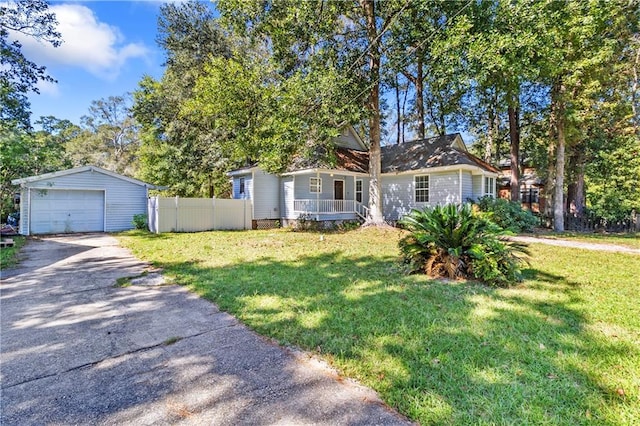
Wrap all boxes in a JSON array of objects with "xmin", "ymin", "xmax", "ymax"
[{"xmin": 12, "ymin": 166, "xmax": 158, "ymax": 235}]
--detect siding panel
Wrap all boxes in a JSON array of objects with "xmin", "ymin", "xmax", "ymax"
[
  {"xmin": 461, "ymin": 171, "xmax": 473, "ymax": 202},
  {"xmin": 252, "ymin": 170, "xmax": 280, "ymax": 219}
]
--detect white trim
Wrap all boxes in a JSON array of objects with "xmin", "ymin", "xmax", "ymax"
[
  {"xmin": 459, "ymin": 169, "xmax": 463, "ymax": 203},
  {"xmin": 12, "ymin": 165, "xmax": 158, "ymax": 188},
  {"xmin": 346, "ymin": 125, "xmax": 368, "ymax": 150},
  {"xmin": 27, "ymin": 187, "xmax": 31, "ymax": 236},
  {"xmin": 484, "ymin": 176, "xmax": 496, "ymax": 197},
  {"xmin": 227, "ymin": 166, "xmax": 260, "ymax": 177},
  {"xmin": 251, "ymin": 170, "xmax": 256, "ymax": 217},
  {"xmin": 103, "ymin": 189, "xmax": 108, "ymax": 232},
  {"xmin": 282, "ymin": 168, "xmax": 369, "ymax": 177},
  {"xmin": 355, "ymin": 179, "xmax": 363, "ymax": 203}
]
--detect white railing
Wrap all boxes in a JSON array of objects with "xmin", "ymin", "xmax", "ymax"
[
  {"xmin": 355, "ymin": 201, "xmax": 369, "ymax": 221},
  {"xmin": 294, "ymin": 199, "xmax": 356, "ymax": 214}
]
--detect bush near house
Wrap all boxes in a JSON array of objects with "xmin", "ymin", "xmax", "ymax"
[
  {"xmin": 132, "ymin": 214, "xmax": 148, "ymax": 230},
  {"xmin": 474, "ymin": 195, "xmax": 539, "ymax": 232},
  {"xmin": 399, "ymin": 203, "xmax": 529, "ymax": 286}
]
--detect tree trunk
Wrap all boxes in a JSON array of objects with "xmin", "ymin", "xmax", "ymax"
[
  {"xmin": 395, "ymin": 74, "xmax": 401, "ymax": 144},
  {"xmin": 415, "ymin": 55, "xmax": 425, "ymax": 140},
  {"xmin": 570, "ymin": 150, "xmax": 586, "ymax": 216},
  {"xmin": 552, "ymin": 81, "xmax": 566, "ymax": 232},
  {"xmin": 360, "ymin": 0, "xmax": 384, "ymax": 225},
  {"xmin": 508, "ymin": 100, "xmax": 520, "ymax": 202},
  {"xmin": 485, "ymin": 102, "xmax": 494, "ymax": 163},
  {"xmin": 632, "ymin": 39, "xmax": 639, "ymax": 136}
]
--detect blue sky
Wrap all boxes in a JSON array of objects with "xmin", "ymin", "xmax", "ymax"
[{"xmin": 18, "ymin": 1, "xmax": 190, "ymax": 127}]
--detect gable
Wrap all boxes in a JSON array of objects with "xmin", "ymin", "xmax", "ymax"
[
  {"xmin": 381, "ymin": 134, "xmax": 498, "ymax": 174},
  {"xmin": 333, "ymin": 126, "xmax": 368, "ymax": 151}
]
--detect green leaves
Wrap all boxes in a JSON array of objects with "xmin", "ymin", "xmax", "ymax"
[{"xmin": 398, "ymin": 203, "xmax": 528, "ymax": 286}]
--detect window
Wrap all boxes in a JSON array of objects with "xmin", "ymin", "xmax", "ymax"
[
  {"xmin": 521, "ymin": 187, "xmax": 539, "ymax": 204},
  {"xmin": 415, "ymin": 175, "xmax": 429, "ymax": 203},
  {"xmin": 484, "ymin": 177, "xmax": 495, "ymax": 197},
  {"xmin": 239, "ymin": 177, "xmax": 245, "ymax": 195},
  {"xmin": 310, "ymin": 177, "xmax": 322, "ymax": 193},
  {"xmin": 355, "ymin": 180, "xmax": 363, "ymax": 203}
]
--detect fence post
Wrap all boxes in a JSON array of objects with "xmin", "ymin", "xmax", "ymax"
[{"xmin": 175, "ymin": 196, "xmax": 179, "ymax": 232}]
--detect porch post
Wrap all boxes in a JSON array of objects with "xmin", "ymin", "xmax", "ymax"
[{"xmin": 316, "ymin": 170, "xmax": 320, "ymax": 220}]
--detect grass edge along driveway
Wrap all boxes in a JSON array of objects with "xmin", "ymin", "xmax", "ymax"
[{"xmin": 119, "ymin": 228, "xmax": 640, "ymax": 425}]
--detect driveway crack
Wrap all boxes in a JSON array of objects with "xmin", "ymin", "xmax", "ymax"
[{"xmin": 1, "ymin": 325, "xmax": 238, "ymax": 390}]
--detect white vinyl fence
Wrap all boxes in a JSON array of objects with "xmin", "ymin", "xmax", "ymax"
[{"xmin": 148, "ymin": 196, "xmax": 252, "ymax": 233}]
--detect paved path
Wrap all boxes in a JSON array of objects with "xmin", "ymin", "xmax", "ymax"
[
  {"xmin": 510, "ymin": 235, "xmax": 640, "ymax": 255},
  {"xmin": 1, "ymin": 234, "xmax": 410, "ymax": 425}
]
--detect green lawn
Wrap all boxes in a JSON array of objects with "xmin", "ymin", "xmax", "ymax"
[
  {"xmin": 119, "ymin": 228, "xmax": 640, "ymax": 425},
  {"xmin": 0, "ymin": 236, "xmax": 26, "ymax": 268}
]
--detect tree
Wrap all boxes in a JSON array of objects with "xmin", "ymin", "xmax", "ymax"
[
  {"xmin": 0, "ymin": 117, "xmax": 75, "ymax": 220},
  {"xmin": 66, "ymin": 95, "xmax": 140, "ymax": 175},
  {"xmin": 0, "ymin": 0, "xmax": 61, "ymax": 129},
  {"xmin": 219, "ymin": 0, "xmax": 410, "ymax": 225},
  {"xmin": 537, "ymin": 0, "xmax": 639, "ymax": 230},
  {"xmin": 133, "ymin": 1, "xmax": 233, "ymax": 197}
]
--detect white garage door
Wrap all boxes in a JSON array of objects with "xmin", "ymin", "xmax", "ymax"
[{"xmin": 30, "ymin": 189, "xmax": 105, "ymax": 234}]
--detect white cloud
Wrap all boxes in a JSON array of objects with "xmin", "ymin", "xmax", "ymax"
[
  {"xmin": 12, "ymin": 4, "xmax": 149, "ymax": 80},
  {"xmin": 36, "ymin": 79, "xmax": 60, "ymax": 97}
]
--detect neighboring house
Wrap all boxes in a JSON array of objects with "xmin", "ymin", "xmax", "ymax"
[
  {"xmin": 12, "ymin": 166, "xmax": 159, "ymax": 235},
  {"xmin": 497, "ymin": 159, "xmax": 546, "ymax": 213},
  {"xmin": 230, "ymin": 128, "xmax": 499, "ymax": 227}
]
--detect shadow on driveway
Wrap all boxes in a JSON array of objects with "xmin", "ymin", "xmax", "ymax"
[{"xmin": 0, "ymin": 234, "xmax": 411, "ymax": 425}]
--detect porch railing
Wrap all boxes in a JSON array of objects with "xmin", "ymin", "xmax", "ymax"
[
  {"xmin": 293, "ymin": 199, "xmax": 370, "ymax": 221},
  {"xmin": 294, "ymin": 199, "xmax": 355, "ymax": 214}
]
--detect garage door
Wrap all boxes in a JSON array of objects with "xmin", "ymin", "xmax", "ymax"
[{"xmin": 30, "ymin": 189, "xmax": 105, "ymax": 234}]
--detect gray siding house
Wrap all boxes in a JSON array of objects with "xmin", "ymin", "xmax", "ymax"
[
  {"xmin": 229, "ymin": 129, "xmax": 498, "ymax": 225},
  {"xmin": 12, "ymin": 166, "xmax": 158, "ymax": 235}
]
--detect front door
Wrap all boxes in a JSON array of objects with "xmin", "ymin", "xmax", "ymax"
[{"xmin": 334, "ymin": 180, "xmax": 344, "ymax": 212}]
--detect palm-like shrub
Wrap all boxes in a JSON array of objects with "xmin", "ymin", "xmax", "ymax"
[{"xmin": 398, "ymin": 203, "xmax": 529, "ymax": 286}]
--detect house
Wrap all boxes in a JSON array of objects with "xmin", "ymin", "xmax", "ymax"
[
  {"xmin": 12, "ymin": 166, "xmax": 159, "ymax": 235},
  {"xmin": 497, "ymin": 159, "xmax": 546, "ymax": 213},
  {"xmin": 229, "ymin": 129, "xmax": 499, "ymax": 227}
]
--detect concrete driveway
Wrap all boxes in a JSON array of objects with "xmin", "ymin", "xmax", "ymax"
[{"xmin": 1, "ymin": 234, "xmax": 410, "ymax": 425}]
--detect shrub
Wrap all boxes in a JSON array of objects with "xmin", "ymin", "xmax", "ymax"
[
  {"xmin": 398, "ymin": 203, "xmax": 529, "ymax": 286},
  {"xmin": 474, "ymin": 196, "xmax": 539, "ymax": 232},
  {"xmin": 132, "ymin": 214, "xmax": 148, "ymax": 230}
]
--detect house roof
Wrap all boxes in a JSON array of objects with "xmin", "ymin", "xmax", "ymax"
[
  {"xmin": 381, "ymin": 134, "xmax": 499, "ymax": 174},
  {"xmin": 11, "ymin": 165, "xmax": 161, "ymax": 188},
  {"xmin": 286, "ymin": 146, "xmax": 369, "ymax": 174},
  {"xmin": 229, "ymin": 133, "xmax": 499, "ymax": 177}
]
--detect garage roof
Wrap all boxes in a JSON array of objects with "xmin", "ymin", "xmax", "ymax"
[{"xmin": 12, "ymin": 165, "xmax": 161, "ymax": 188}]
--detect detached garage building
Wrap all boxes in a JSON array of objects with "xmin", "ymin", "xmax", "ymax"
[{"xmin": 12, "ymin": 166, "xmax": 158, "ymax": 235}]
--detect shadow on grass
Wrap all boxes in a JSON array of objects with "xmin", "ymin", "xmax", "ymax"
[{"xmin": 154, "ymin": 249, "xmax": 636, "ymax": 424}]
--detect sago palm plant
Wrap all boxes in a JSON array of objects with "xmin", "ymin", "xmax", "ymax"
[{"xmin": 398, "ymin": 203, "xmax": 528, "ymax": 286}]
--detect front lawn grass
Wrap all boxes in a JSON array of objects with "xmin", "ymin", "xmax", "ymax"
[
  {"xmin": 0, "ymin": 236, "xmax": 26, "ymax": 268},
  {"xmin": 119, "ymin": 228, "xmax": 639, "ymax": 425}
]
